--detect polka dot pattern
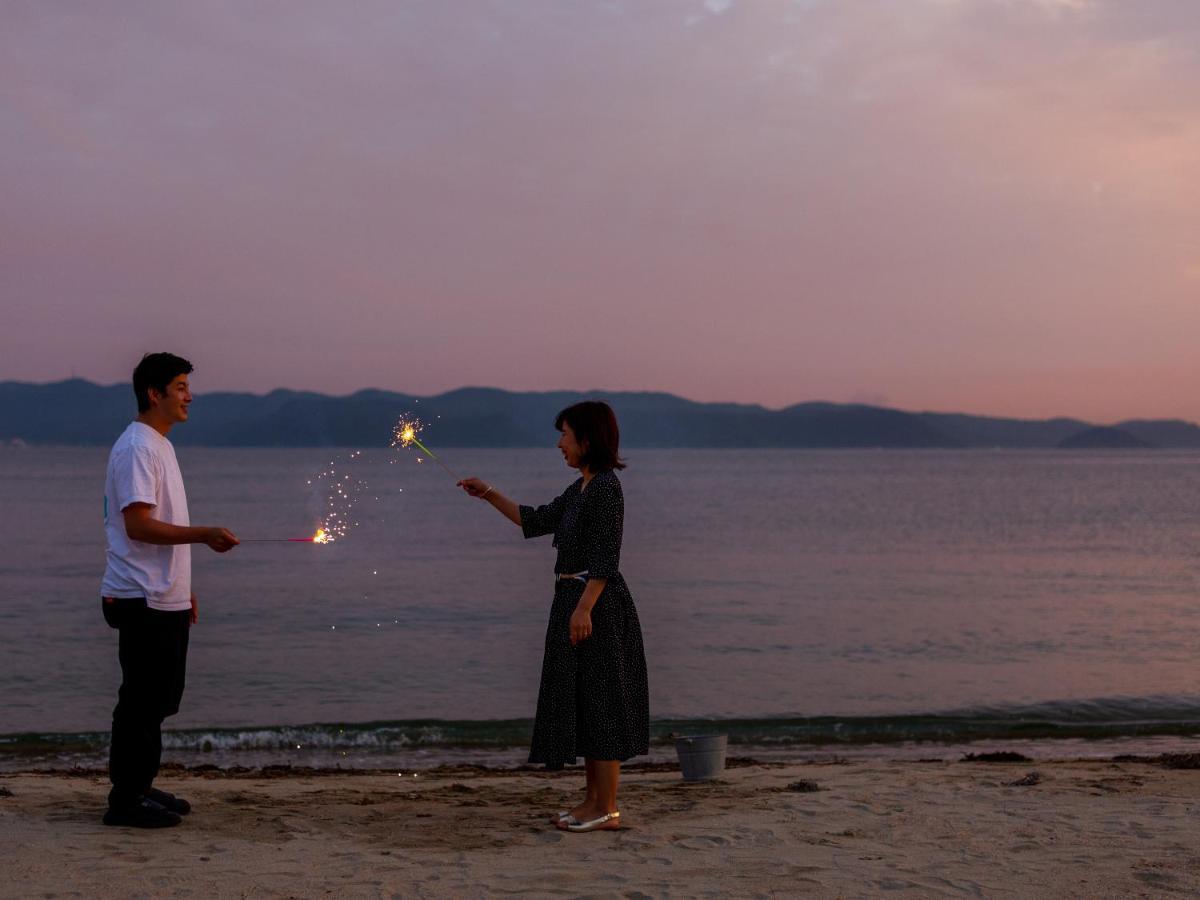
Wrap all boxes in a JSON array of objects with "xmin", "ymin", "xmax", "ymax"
[{"xmin": 519, "ymin": 470, "xmax": 650, "ymax": 768}]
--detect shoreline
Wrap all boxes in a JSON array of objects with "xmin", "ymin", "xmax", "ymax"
[
  {"xmin": 6, "ymin": 732, "xmax": 1200, "ymax": 776},
  {"xmin": 4, "ymin": 756, "xmax": 1199, "ymax": 897},
  {"xmin": 4, "ymin": 747, "xmax": 1200, "ymax": 779}
]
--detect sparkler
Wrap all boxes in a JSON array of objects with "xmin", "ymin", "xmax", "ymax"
[
  {"xmin": 306, "ymin": 454, "xmax": 370, "ymax": 542},
  {"xmin": 244, "ymin": 528, "xmax": 333, "ymax": 544},
  {"xmin": 391, "ymin": 415, "xmax": 458, "ymax": 480},
  {"xmin": 246, "ymin": 447, "xmax": 371, "ymax": 547}
]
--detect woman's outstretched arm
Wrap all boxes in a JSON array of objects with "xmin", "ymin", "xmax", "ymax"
[{"xmin": 458, "ymin": 477, "xmax": 521, "ymax": 526}]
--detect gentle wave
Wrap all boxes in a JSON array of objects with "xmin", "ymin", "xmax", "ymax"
[{"xmin": 6, "ymin": 696, "xmax": 1200, "ymax": 766}]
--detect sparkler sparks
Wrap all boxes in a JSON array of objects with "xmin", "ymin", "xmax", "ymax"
[
  {"xmin": 391, "ymin": 416, "xmax": 428, "ymax": 453},
  {"xmin": 310, "ymin": 455, "xmax": 370, "ymax": 542},
  {"xmin": 391, "ymin": 414, "xmax": 459, "ymax": 480},
  {"xmin": 245, "ymin": 452, "xmax": 371, "ymax": 546}
]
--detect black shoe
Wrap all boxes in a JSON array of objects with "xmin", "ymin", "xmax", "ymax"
[
  {"xmin": 145, "ymin": 787, "xmax": 191, "ymax": 815},
  {"xmin": 103, "ymin": 797, "xmax": 182, "ymax": 828}
]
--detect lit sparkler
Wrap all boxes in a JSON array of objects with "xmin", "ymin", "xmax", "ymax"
[
  {"xmin": 310, "ymin": 454, "xmax": 370, "ymax": 541},
  {"xmin": 391, "ymin": 415, "xmax": 458, "ymax": 480},
  {"xmin": 245, "ymin": 446, "xmax": 371, "ymax": 546},
  {"xmin": 244, "ymin": 527, "xmax": 333, "ymax": 544}
]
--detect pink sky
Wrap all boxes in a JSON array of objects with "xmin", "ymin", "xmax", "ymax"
[{"xmin": 2, "ymin": 0, "xmax": 1198, "ymax": 421}]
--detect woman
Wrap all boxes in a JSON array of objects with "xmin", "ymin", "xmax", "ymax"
[{"xmin": 458, "ymin": 400, "xmax": 649, "ymax": 833}]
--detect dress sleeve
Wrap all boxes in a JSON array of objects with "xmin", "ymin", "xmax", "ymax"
[
  {"xmin": 584, "ymin": 476, "xmax": 623, "ymax": 580},
  {"xmin": 519, "ymin": 489, "xmax": 569, "ymax": 539}
]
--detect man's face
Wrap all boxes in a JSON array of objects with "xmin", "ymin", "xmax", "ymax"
[{"xmin": 151, "ymin": 375, "xmax": 192, "ymax": 423}]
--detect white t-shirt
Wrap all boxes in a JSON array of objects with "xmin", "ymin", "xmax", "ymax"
[{"xmin": 100, "ymin": 421, "xmax": 192, "ymax": 611}]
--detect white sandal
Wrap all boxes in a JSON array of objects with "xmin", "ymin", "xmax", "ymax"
[{"xmin": 564, "ymin": 811, "xmax": 620, "ymax": 833}]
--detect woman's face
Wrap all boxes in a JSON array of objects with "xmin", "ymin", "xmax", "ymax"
[{"xmin": 557, "ymin": 422, "xmax": 587, "ymax": 470}]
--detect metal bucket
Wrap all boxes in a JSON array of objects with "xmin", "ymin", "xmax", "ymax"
[{"xmin": 674, "ymin": 733, "xmax": 728, "ymax": 782}]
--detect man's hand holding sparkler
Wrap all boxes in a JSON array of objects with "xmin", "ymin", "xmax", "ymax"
[
  {"xmin": 204, "ymin": 527, "xmax": 240, "ymax": 552},
  {"xmin": 123, "ymin": 504, "xmax": 240, "ymax": 553}
]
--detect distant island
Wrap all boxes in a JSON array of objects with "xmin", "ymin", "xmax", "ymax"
[
  {"xmin": 1057, "ymin": 427, "xmax": 1154, "ymax": 450},
  {"xmin": 2, "ymin": 379, "xmax": 1199, "ymax": 449}
]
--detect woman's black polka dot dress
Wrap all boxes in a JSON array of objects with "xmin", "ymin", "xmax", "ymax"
[{"xmin": 519, "ymin": 469, "xmax": 650, "ymax": 769}]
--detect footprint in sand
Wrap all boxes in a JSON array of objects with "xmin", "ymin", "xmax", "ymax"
[
  {"xmin": 674, "ymin": 834, "xmax": 731, "ymax": 850},
  {"xmin": 874, "ymin": 877, "xmax": 926, "ymax": 891},
  {"xmin": 1134, "ymin": 870, "xmax": 1179, "ymax": 889},
  {"xmin": 1127, "ymin": 821, "xmax": 1154, "ymax": 840}
]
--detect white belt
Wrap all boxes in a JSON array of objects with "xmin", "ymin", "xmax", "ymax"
[{"xmin": 555, "ymin": 570, "xmax": 589, "ymax": 583}]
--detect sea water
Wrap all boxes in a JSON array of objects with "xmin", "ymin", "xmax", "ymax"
[{"xmin": 2, "ymin": 446, "xmax": 1199, "ymax": 768}]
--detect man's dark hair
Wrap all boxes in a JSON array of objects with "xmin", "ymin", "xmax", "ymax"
[
  {"xmin": 554, "ymin": 400, "xmax": 626, "ymax": 472},
  {"xmin": 133, "ymin": 353, "xmax": 193, "ymax": 412}
]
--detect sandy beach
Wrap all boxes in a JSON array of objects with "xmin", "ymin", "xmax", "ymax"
[{"xmin": 3, "ymin": 756, "xmax": 1199, "ymax": 898}]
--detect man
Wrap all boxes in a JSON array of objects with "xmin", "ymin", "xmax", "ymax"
[{"xmin": 100, "ymin": 352, "xmax": 239, "ymax": 828}]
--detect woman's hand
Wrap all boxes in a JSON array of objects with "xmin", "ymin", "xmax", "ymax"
[
  {"xmin": 569, "ymin": 605, "xmax": 592, "ymax": 646},
  {"xmin": 458, "ymin": 479, "xmax": 521, "ymax": 525},
  {"xmin": 457, "ymin": 477, "xmax": 493, "ymax": 498}
]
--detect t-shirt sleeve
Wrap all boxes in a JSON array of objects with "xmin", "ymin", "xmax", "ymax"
[
  {"xmin": 584, "ymin": 477, "xmax": 623, "ymax": 580},
  {"xmin": 114, "ymin": 445, "xmax": 160, "ymax": 512},
  {"xmin": 519, "ymin": 490, "xmax": 569, "ymax": 539}
]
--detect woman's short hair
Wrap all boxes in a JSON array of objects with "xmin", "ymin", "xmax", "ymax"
[{"xmin": 555, "ymin": 401, "xmax": 626, "ymax": 472}]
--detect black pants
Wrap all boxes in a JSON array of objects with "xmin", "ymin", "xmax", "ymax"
[{"xmin": 102, "ymin": 597, "xmax": 190, "ymax": 810}]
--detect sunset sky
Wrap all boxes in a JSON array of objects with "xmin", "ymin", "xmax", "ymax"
[{"xmin": 3, "ymin": 0, "xmax": 1198, "ymax": 421}]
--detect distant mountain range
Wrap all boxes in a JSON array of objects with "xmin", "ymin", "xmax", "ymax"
[{"xmin": 2, "ymin": 379, "xmax": 1199, "ymax": 449}]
